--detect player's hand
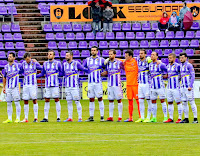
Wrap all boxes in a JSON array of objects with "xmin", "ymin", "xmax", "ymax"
[
  {"xmin": 32, "ymin": 59, "xmax": 37, "ymax": 62},
  {"xmin": 3, "ymin": 87, "xmax": 6, "ymax": 94},
  {"xmin": 163, "ymin": 74, "xmax": 168, "ymax": 79},
  {"xmin": 101, "ymin": 71, "xmax": 107, "ymax": 76},
  {"xmin": 157, "ymin": 60, "xmax": 161, "ymax": 65},
  {"xmin": 146, "ymin": 56, "xmax": 152, "ymax": 63},
  {"xmin": 188, "ymin": 87, "xmax": 192, "ymax": 91},
  {"xmin": 104, "ymin": 58, "xmax": 109, "ymax": 65}
]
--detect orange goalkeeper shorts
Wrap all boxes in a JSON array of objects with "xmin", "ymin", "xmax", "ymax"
[{"xmin": 126, "ymin": 85, "xmax": 138, "ymax": 100}]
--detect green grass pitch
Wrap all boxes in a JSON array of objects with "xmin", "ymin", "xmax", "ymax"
[{"xmin": 0, "ymin": 99, "xmax": 200, "ymax": 155}]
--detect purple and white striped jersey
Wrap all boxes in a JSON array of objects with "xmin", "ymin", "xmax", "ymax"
[
  {"xmin": 137, "ymin": 57, "xmax": 151, "ymax": 84},
  {"xmin": 149, "ymin": 62, "xmax": 167, "ymax": 89},
  {"xmin": 37, "ymin": 60, "xmax": 62, "ymax": 88},
  {"xmin": 21, "ymin": 60, "xmax": 42, "ymax": 86},
  {"xmin": 3, "ymin": 62, "xmax": 21, "ymax": 89},
  {"xmin": 106, "ymin": 59, "xmax": 123, "ymax": 87},
  {"xmin": 83, "ymin": 56, "xmax": 105, "ymax": 83},
  {"xmin": 167, "ymin": 62, "xmax": 181, "ymax": 89},
  {"xmin": 180, "ymin": 61, "xmax": 195, "ymax": 88},
  {"xmin": 63, "ymin": 60, "xmax": 88, "ymax": 88}
]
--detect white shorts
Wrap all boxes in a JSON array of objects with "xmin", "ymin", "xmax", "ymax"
[
  {"xmin": 23, "ymin": 85, "xmax": 37, "ymax": 100},
  {"xmin": 6, "ymin": 87, "xmax": 20, "ymax": 102},
  {"xmin": 65, "ymin": 87, "xmax": 80, "ymax": 101},
  {"xmin": 44, "ymin": 87, "xmax": 60, "ymax": 99},
  {"xmin": 181, "ymin": 87, "xmax": 194, "ymax": 102},
  {"xmin": 167, "ymin": 88, "xmax": 181, "ymax": 103},
  {"xmin": 151, "ymin": 88, "xmax": 166, "ymax": 100},
  {"xmin": 88, "ymin": 83, "xmax": 103, "ymax": 99},
  {"xmin": 108, "ymin": 86, "xmax": 123, "ymax": 100},
  {"xmin": 138, "ymin": 83, "xmax": 150, "ymax": 99}
]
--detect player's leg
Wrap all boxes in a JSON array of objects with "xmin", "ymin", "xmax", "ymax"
[
  {"xmin": 12, "ymin": 87, "xmax": 21, "ymax": 123},
  {"xmin": 30, "ymin": 85, "xmax": 38, "ymax": 122},
  {"xmin": 117, "ymin": 99, "xmax": 123, "ymax": 122},
  {"xmin": 22, "ymin": 85, "xmax": 30, "ymax": 122},
  {"xmin": 133, "ymin": 85, "xmax": 141, "ymax": 119},
  {"xmin": 174, "ymin": 88, "xmax": 182, "ymax": 123},
  {"xmin": 150, "ymin": 89, "xmax": 158, "ymax": 122},
  {"xmin": 3, "ymin": 88, "xmax": 13, "ymax": 123},
  {"xmin": 136, "ymin": 84, "xmax": 145, "ymax": 122},
  {"xmin": 143, "ymin": 84, "xmax": 151, "ymax": 123},
  {"xmin": 113, "ymin": 86, "xmax": 123, "ymax": 122},
  {"xmin": 124, "ymin": 85, "xmax": 133, "ymax": 122},
  {"xmin": 52, "ymin": 87, "xmax": 61, "ymax": 122},
  {"xmin": 158, "ymin": 88, "xmax": 168, "ymax": 122},
  {"xmin": 165, "ymin": 89, "xmax": 174, "ymax": 123},
  {"xmin": 40, "ymin": 88, "xmax": 50, "ymax": 122},
  {"xmin": 180, "ymin": 88, "xmax": 189, "ymax": 123},
  {"xmin": 64, "ymin": 88, "xmax": 73, "ymax": 122},
  {"xmin": 86, "ymin": 83, "xmax": 95, "ymax": 122},
  {"xmin": 72, "ymin": 87, "xmax": 82, "ymax": 122},
  {"xmin": 107, "ymin": 86, "xmax": 114, "ymax": 121}
]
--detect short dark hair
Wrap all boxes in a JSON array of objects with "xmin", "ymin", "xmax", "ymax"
[
  {"xmin": 48, "ymin": 49, "xmax": 55, "ymax": 55},
  {"xmin": 179, "ymin": 52, "xmax": 187, "ymax": 57},
  {"xmin": 23, "ymin": 52, "xmax": 31, "ymax": 59},
  {"xmin": 91, "ymin": 46, "xmax": 98, "ymax": 51},
  {"xmin": 125, "ymin": 49, "xmax": 133, "ymax": 57},
  {"xmin": 140, "ymin": 49, "xmax": 146, "ymax": 54},
  {"xmin": 8, "ymin": 52, "xmax": 15, "ymax": 58},
  {"xmin": 184, "ymin": 1, "xmax": 187, "ymax": 6},
  {"xmin": 109, "ymin": 49, "xmax": 116, "ymax": 54},
  {"xmin": 152, "ymin": 51, "xmax": 158, "ymax": 56},
  {"xmin": 169, "ymin": 53, "xmax": 176, "ymax": 58},
  {"xmin": 66, "ymin": 51, "xmax": 73, "ymax": 56}
]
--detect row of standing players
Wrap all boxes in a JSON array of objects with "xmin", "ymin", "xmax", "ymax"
[{"xmin": 1, "ymin": 47, "xmax": 198, "ymax": 123}]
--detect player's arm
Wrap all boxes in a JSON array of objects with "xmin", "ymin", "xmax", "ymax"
[
  {"xmin": 82, "ymin": 59, "xmax": 88, "ymax": 68},
  {"xmin": 101, "ymin": 64, "xmax": 108, "ymax": 76},
  {"xmin": 119, "ymin": 61, "xmax": 125, "ymax": 70},
  {"xmin": 58, "ymin": 62, "xmax": 63, "ymax": 77},
  {"xmin": 161, "ymin": 63, "xmax": 168, "ymax": 79},
  {"xmin": 2, "ymin": 69, "xmax": 6, "ymax": 93},
  {"xmin": 188, "ymin": 64, "xmax": 195, "ymax": 91},
  {"xmin": 18, "ymin": 63, "xmax": 24, "ymax": 75},
  {"xmin": 36, "ymin": 65, "xmax": 45, "ymax": 78},
  {"xmin": 77, "ymin": 61, "xmax": 89, "ymax": 73},
  {"xmin": 36, "ymin": 62, "xmax": 43, "ymax": 71}
]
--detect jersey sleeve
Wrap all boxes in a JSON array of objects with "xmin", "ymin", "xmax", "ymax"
[
  {"xmin": 77, "ymin": 61, "xmax": 89, "ymax": 73},
  {"xmin": 160, "ymin": 63, "xmax": 168, "ymax": 75},
  {"xmin": 188, "ymin": 64, "xmax": 195, "ymax": 88},
  {"xmin": 2, "ymin": 67, "xmax": 6, "ymax": 77},
  {"xmin": 82, "ymin": 59, "xmax": 87, "ymax": 68},
  {"xmin": 36, "ymin": 62, "xmax": 42, "ymax": 70},
  {"xmin": 36, "ymin": 64, "xmax": 45, "ymax": 78}
]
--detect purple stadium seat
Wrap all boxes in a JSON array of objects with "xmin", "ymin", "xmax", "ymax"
[
  {"xmin": 5, "ymin": 42, "xmax": 14, "ymax": 50},
  {"xmin": 175, "ymin": 1, "xmax": 182, "ymax": 3},
  {"xmin": 164, "ymin": 49, "xmax": 173, "ymax": 56},
  {"xmin": 47, "ymin": 3, "xmax": 55, "ymax": 9},
  {"xmin": 180, "ymin": 40, "xmax": 189, "ymax": 48},
  {"xmin": 145, "ymin": 1, "xmax": 152, "ymax": 3},
  {"xmin": 76, "ymin": 2, "xmax": 84, "ymax": 4},
  {"xmin": 68, "ymin": 41, "xmax": 77, "ymax": 49},
  {"xmin": 73, "ymin": 24, "xmax": 82, "ymax": 32},
  {"xmin": 185, "ymin": 49, "xmax": 194, "ymax": 56},
  {"xmin": 8, "ymin": 6, "xmax": 17, "ymax": 15},
  {"xmin": 0, "ymin": 6, "xmax": 7, "ymax": 15},
  {"xmin": 133, "ymin": 49, "xmax": 140, "ymax": 57},
  {"xmin": 130, "ymin": 41, "xmax": 139, "ymax": 48},
  {"xmin": 11, "ymin": 24, "xmax": 20, "ymax": 32},
  {"xmin": 170, "ymin": 40, "xmax": 179, "ymax": 48},
  {"xmin": 83, "ymin": 24, "xmax": 92, "ymax": 32},
  {"xmin": 38, "ymin": 3, "xmax": 45, "ymax": 10},
  {"xmin": 116, "ymin": 50, "xmax": 121, "ymax": 57},
  {"xmin": 175, "ymin": 31, "xmax": 184, "ymax": 39},
  {"xmin": 78, "ymin": 41, "xmax": 87, "ymax": 49},
  {"xmin": 56, "ymin": 33, "xmax": 65, "ymax": 40},
  {"xmin": 16, "ymin": 42, "xmax": 25, "ymax": 50},
  {"xmin": 142, "ymin": 23, "xmax": 151, "ymax": 31},
  {"xmin": 63, "ymin": 24, "xmax": 72, "ymax": 32},
  {"xmin": 4, "ymin": 33, "xmax": 13, "ymax": 41},
  {"xmin": 72, "ymin": 50, "xmax": 80, "ymax": 57},
  {"xmin": 0, "ymin": 51, "xmax": 6, "ymax": 59},
  {"xmin": 190, "ymin": 39, "xmax": 199, "ymax": 47},
  {"xmin": 18, "ymin": 51, "xmax": 26, "ymax": 59},
  {"xmin": 13, "ymin": 33, "xmax": 22, "ymax": 41},
  {"xmin": 152, "ymin": 23, "xmax": 158, "ymax": 31},
  {"xmin": 89, "ymin": 41, "xmax": 98, "ymax": 48},
  {"xmin": 175, "ymin": 58, "xmax": 180, "ymax": 63},
  {"xmin": 156, "ymin": 31, "xmax": 165, "ymax": 39},
  {"xmin": 116, "ymin": 32, "xmax": 124, "ymax": 40},
  {"xmin": 155, "ymin": 1, "xmax": 163, "ymax": 3},
  {"xmin": 60, "ymin": 50, "xmax": 67, "ymax": 58},
  {"xmin": 140, "ymin": 40, "xmax": 149, "ymax": 48},
  {"xmin": 5, "ymin": 0, "xmax": 14, "ymax": 2},
  {"xmin": 0, "ymin": 34, "xmax": 2, "ymax": 41},
  {"xmin": 160, "ymin": 40, "xmax": 169, "ymax": 48},
  {"xmin": 119, "ymin": 41, "xmax": 128, "ymax": 49},
  {"xmin": 66, "ymin": 33, "xmax": 75, "ymax": 41},
  {"xmin": 166, "ymin": 31, "xmax": 174, "ymax": 39},
  {"xmin": 85, "ymin": 32, "xmax": 94, "ymax": 40},
  {"xmin": 146, "ymin": 32, "xmax": 155, "ymax": 39},
  {"xmin": 136, "ymin": 32, "xmax": 145, "ymax": 39},
  {"xmin": 81, "ymin": 50, "xmax": 90, "ymax": 57},
  {"xmin": 109, "ymin": 41, "xmax": 118, "ymax": 48},
  {"xmin": 0, "ymin": 42, "xmax": 4, "ymax": 50},
  {"xmin": 58, "ymin": 41, "xmax": 67, "ymax": 49},
  {"xmin": 40, "ymin": 7, "xmax": 49, "ymax": 16},
  {"xmin": 57, "ymin": 2, "xmax": 65, "ymax": 5},
  {"xmin": 46, "ymin": 33, "xmax": 54, "ymax": 40},
  {"xmin": 132, "ymin": 23, "xmax": 141, "ymax": 31},
  {"xmin": 99, "ymin": 41, "xmax": 108, "ymax": 49},
  {"xmin": 44, "ymin": 24, "xmax": 53, "ymax": 32},
  {"xmin": 126, "ymin": 32, "xmax": 135, "ymax": 40},
  {"xmin": 106, "ymin": 32, "xmax": 114, "ymax": 40},
  {"xmin": 195, "ymin": 31, "xmax": 200, "ymax": 39},
  {"xmin": 0, "ymin": 60, "xmax": 8, "ymax": 68},
  {"xmin": 67, "ymin": 3, "xmax": 74, "ymax": 5},
  {"xmin": 122, "ymin": 23, "xmax": 131, "ymax": 31},
  {"xmin": 146, "ymin": 49, "xmax": 152, "ymax": 56},
  {"xmin": 191, "ymin": 22, "xmax": 199, "ymax": 30},
  {"xmin": 165, "ymin": 1, "xmax": 172, "ymax": 3},
  {"xmin": 175, "ymin": 49, "xmax": 183, "ymax": 56},
  {"xmin": 76, "ymin": 32, "xmax": 85, "ymax": 40},
  {"xmin": 48, "ymin": 41, "xmax": 57, "ymax": 49},
  {"xmin": 102, "ymin": 50, "xmax": 109, "ymax": 57},
  {"xmin": 54, "ymin": 50, "xmax": 59, "ymax": 58},
  {"xmin": 96, "ymin": 32, "xmax": 104, "ymax": 40},
  {"xmin": 185, "ymin": 31, "xmax": 194, "ymax": 39},
  {"xmin": 155, "ymin": 49, "xmax": 163, "ymax": 56},
  {"xmin": 2, "ymin": 24, "xmax": 11, "ymax": 32},
  {"xmin": 161, "ymin": 58, "xmax": 169, "ymax": 65},
  {"xmin": 53, "ymin": 24, "xmax": 62, "ymax": 32},
  {"xmin": 150, "ymin": 40, "xmax": 159, "ymax": 48},
  {"xmin": 113, "ymin": 23, "xmax": 121, "ymax": 31}
]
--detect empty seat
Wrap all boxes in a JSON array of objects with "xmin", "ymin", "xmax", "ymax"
[
  {"xmin": 119, "ymin": 41, "xmax": 128, "ymax": 49},
  {"xmin": 0, "ymin": 34, "xmax": 2, "ymax": 41},
  {"xmin": 4, "ymin": 33, "xmax": 13, "ymax": 41},
  {"xmin": 185, "ymin": 49, "xmax": 194, "ymax": 56},
  {"xmin": 146, "ymin": 49, "xmax": 152, "ymax": 56},
  {"xmin": 86, "ymin": 32, "xmax": 94, "ymax": 40},
  {"xmin": 140, "ymin": 40, "xmax": 149, "ymax": 48},
  {"xmin": 156, "ymin": 31, "xmax": 165, "ymax": 39},
  {"xmin": 0, "ymin": 51, "xmax": 6, "ymax": 59},
  {"xmin": 78, "ymin": 41, "xmax": 87, "ymax": 49},
  {"xmin": 16, "ymin": 42, "xmax": 25, "ymax": 50},
  {"xmin": 113, "ymin": 23, "xmax": 121, "ymax": 31},
  {"xmin": 0, "ymin": 6, "xmax": 7, "ymax": 15},
  {"xmin": 161, "ymin": 58, "xmax": 169, "ymax": 65},
  {"xmin": 130, "ymin": 41, "xmax": 139, "ymax": 48},
  {"xmin": 150, "ymin": 40, "xmax": 159, "ymax": 48},
  {"xmin": 190, "ymin": 39, "xmax": 199, "ymax": 47},
  {"xmin": 11, "ymin": 24, "xmax": 20, "ymax": 32},
  {"xmin": 191, "ymin": 22, "xmax": 199, "ymax": 30},
  {"xmin": 53, "ymin": 24, "xmax": 62, "ymax": 32},
  {"xmin": 152, "ymin": 23, "xmax": 158, "ymax": 31},
  {"xmin": 48, "ymin": 41, "xmax": 57, "ymax": 49},
  {"xmin": 109, "ymin": 41, "xmax": 118, "ymax": 48},
  {"xmin": 116, "ymin": 32, "xmax": 124, "ymax": 40},
  {"xmin": 63, "ymin": 24, "xmax": 72, "ymax": 32},
  {"xmin": 81, "ymin": 50, "xmax": 90, "ymax": 57},
  {"xmin": 175, "ymin": 49, "xmax": 183, "ymax": 56},
  {"xmin": 102, "ymin": 50, "xmax": 109, "ymax": 57},
  {"xmin": 185, "ymin": 31, "xmax": 194, "ymax": 39},
  {"xmin": 66, "ymin": 33, "xmax": 75, "ymax": 40},
  {"xmin": 180, "ymin": 40, "xmax": 189, "ymax": 48},
  {"xmin": 106, "ymin": 32, "xmax": 115, "ymax": 40},
  {"xmin": 46, "ymin": 33, "xmax": 55, "ymax": 40},
  {"xmin": 56, "ymin": 33, "xmax": 65, "ymax": 40},
  {"xmin": 40, "ymin": 7, "xmax": 49, "ymax": 16},
  {"xmin": 132, "ymin": 23, "xmax": 141, "ymax": 31},
  {"xmin": 175, "ymin": 31, "xmax": 184, "ymax": 39},
  {"xmin": 73, "ymin": 24, "xmax": 82, "ymax": 32},
  {"xmin": 116, "ymin": 50, "xmax": 121, "ymax": 57},
  {"xmin": 68, "ymin": 41, "xmax": 77, "ymax": 49},
  {"xmin": 72, "ymin": 50, "xmax": 80, "ymax": 57},
  {"xmin": 165, "ymin": 31, "xmax": 174, "ymax": 39},
  {"xmin": 122, "ymin": 23, "xmax": 131, "ymax": 31},
  {"xmin": 99, "ymin": 41, "xmax": 108, "ymax": 49},
  {"xmin": 0, "ymin": 60, "xmax": 8, "ymax": 68},
  {"xmin": 142, "ymin": 23, "xmax": 151, "ymax": 31},
  {"xmin": 58, "ymin": 41, "xmax": 67, "ymax": 49},
  {"xmin": 89, "ymin": 41, "xmax": 98, "ymax": 48},
  {"xmin": 133, "ymin": 49, "xmax": 140, "ymax": 56},
  {"xmin": 0, "ymin": 42, "xmax": 4, "ymax": 50},
  {"xmin": 164, "ymin": 49, "xmax": 173, "ymax": 56},
  {"xmin": 44, "ymin": 24, "xmax": 53, "ymax": 32},
  {"xmin": 155, "ymin": 49, "xmax": 163, "ymax": 56},
  {"xmin": 96, "ymin": 32, "xmax": 104, "ymax": 40},
  {"xmin": 54, "ymin": 50, "xmax": 60, "ymax": 58},
  {"xmin": 170, "ymin": 40, "xmax": 179, "ymax": 48},
  {"xmin": 83, "ymin": 24, "xmax": 92, "ymax": 32},
  {"xmin": 146, "ymin": 32, "xmax": 155, "ymax": 39},
  {"xmin": 2, "ymin": 24, "xmax": 11, "ymax": 32},
  {"xmin": 5, "ymin": 42, "xmax": 14, "ymax": 50},
  {"xmin": 18, "ymin": 50, "xmax": 26, "ymax": 59},
  {"xmin": 60, "ymin": 50, "xmax": 68, "ymax": 58},
  {"xmin": 160, "ymin": 40, "xmax": 169, "ymax": 48},
  {"xmin": 126, "ymin": 32, "xmax": 135, "ymax": 40},
  {"xmin": 76, "ymin": 32, "xmax": 85, "ymax": 40},
  {"xmin": 136, "ymin": 32, "xmax": 145, "ymax": 39},
  {"xmin": 13, "ymin": 33, "xmax": 22, "ymax": 41}
]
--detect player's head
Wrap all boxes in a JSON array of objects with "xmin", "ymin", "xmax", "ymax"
[
  {"xmin": 8, "ymin": 52, "xmax": 15, "ymax": 63},
  {"xmin": 109, "ymin": 49, "xmax": 116, "ymax": 61},
  {"xmin": 183, "ymin": 1, "xmax": 187, "ymax": 7},
  {"xmin": 48, "ymin": 50, "xmax": 55, "ymax": 61},
  {"xmin": 168, "ymin": 53, "xmax": 176, "ymax": 64},
  {"xmin": 91, "ymin": 46, "xmax": 98, "ymax": 57},
  {"xmin": 66, "ymin": 51, "xmax": 73, "ymax": 62},
  {"xmin": 125, "ymin": 49, "xmax": 133, "ymax": 60},
  {"xmin": 23, "ymin": 52, "xmax": 31, "ymax": 63},
  {"xmin": 179, "ymin": 52, "xmax": 187, "ymax": 63},
  {"xmin": 139, "ymin": 49, "xmax": 146, "ymax": 59},
  {"xmin": 151, "ymin": 51, "xmax": 158, "ymax": 61}
]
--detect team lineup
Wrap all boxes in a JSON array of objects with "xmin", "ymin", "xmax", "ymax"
[{"xmin": 1, "ymin": 47, "xmax": 198, "ymax": 123}]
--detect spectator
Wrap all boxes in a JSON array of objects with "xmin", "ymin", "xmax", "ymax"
[
  {"xmin": 157, "ymin": 11, "xmax": 169, "ymax": 32},
  {"xmin": 179, "ymin": 2, "xmax": 191, "ymax": 30},
  {"xmin": 111, "ymin": 0, "xmax": 119, "ymax": 4},
  {"xmin": 103, "ymin": 5, "xmax": 114, "ymax": 34},
  {"xmin": 166, "ymin": 12, "xmax": 180, "ymax": 32}
]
